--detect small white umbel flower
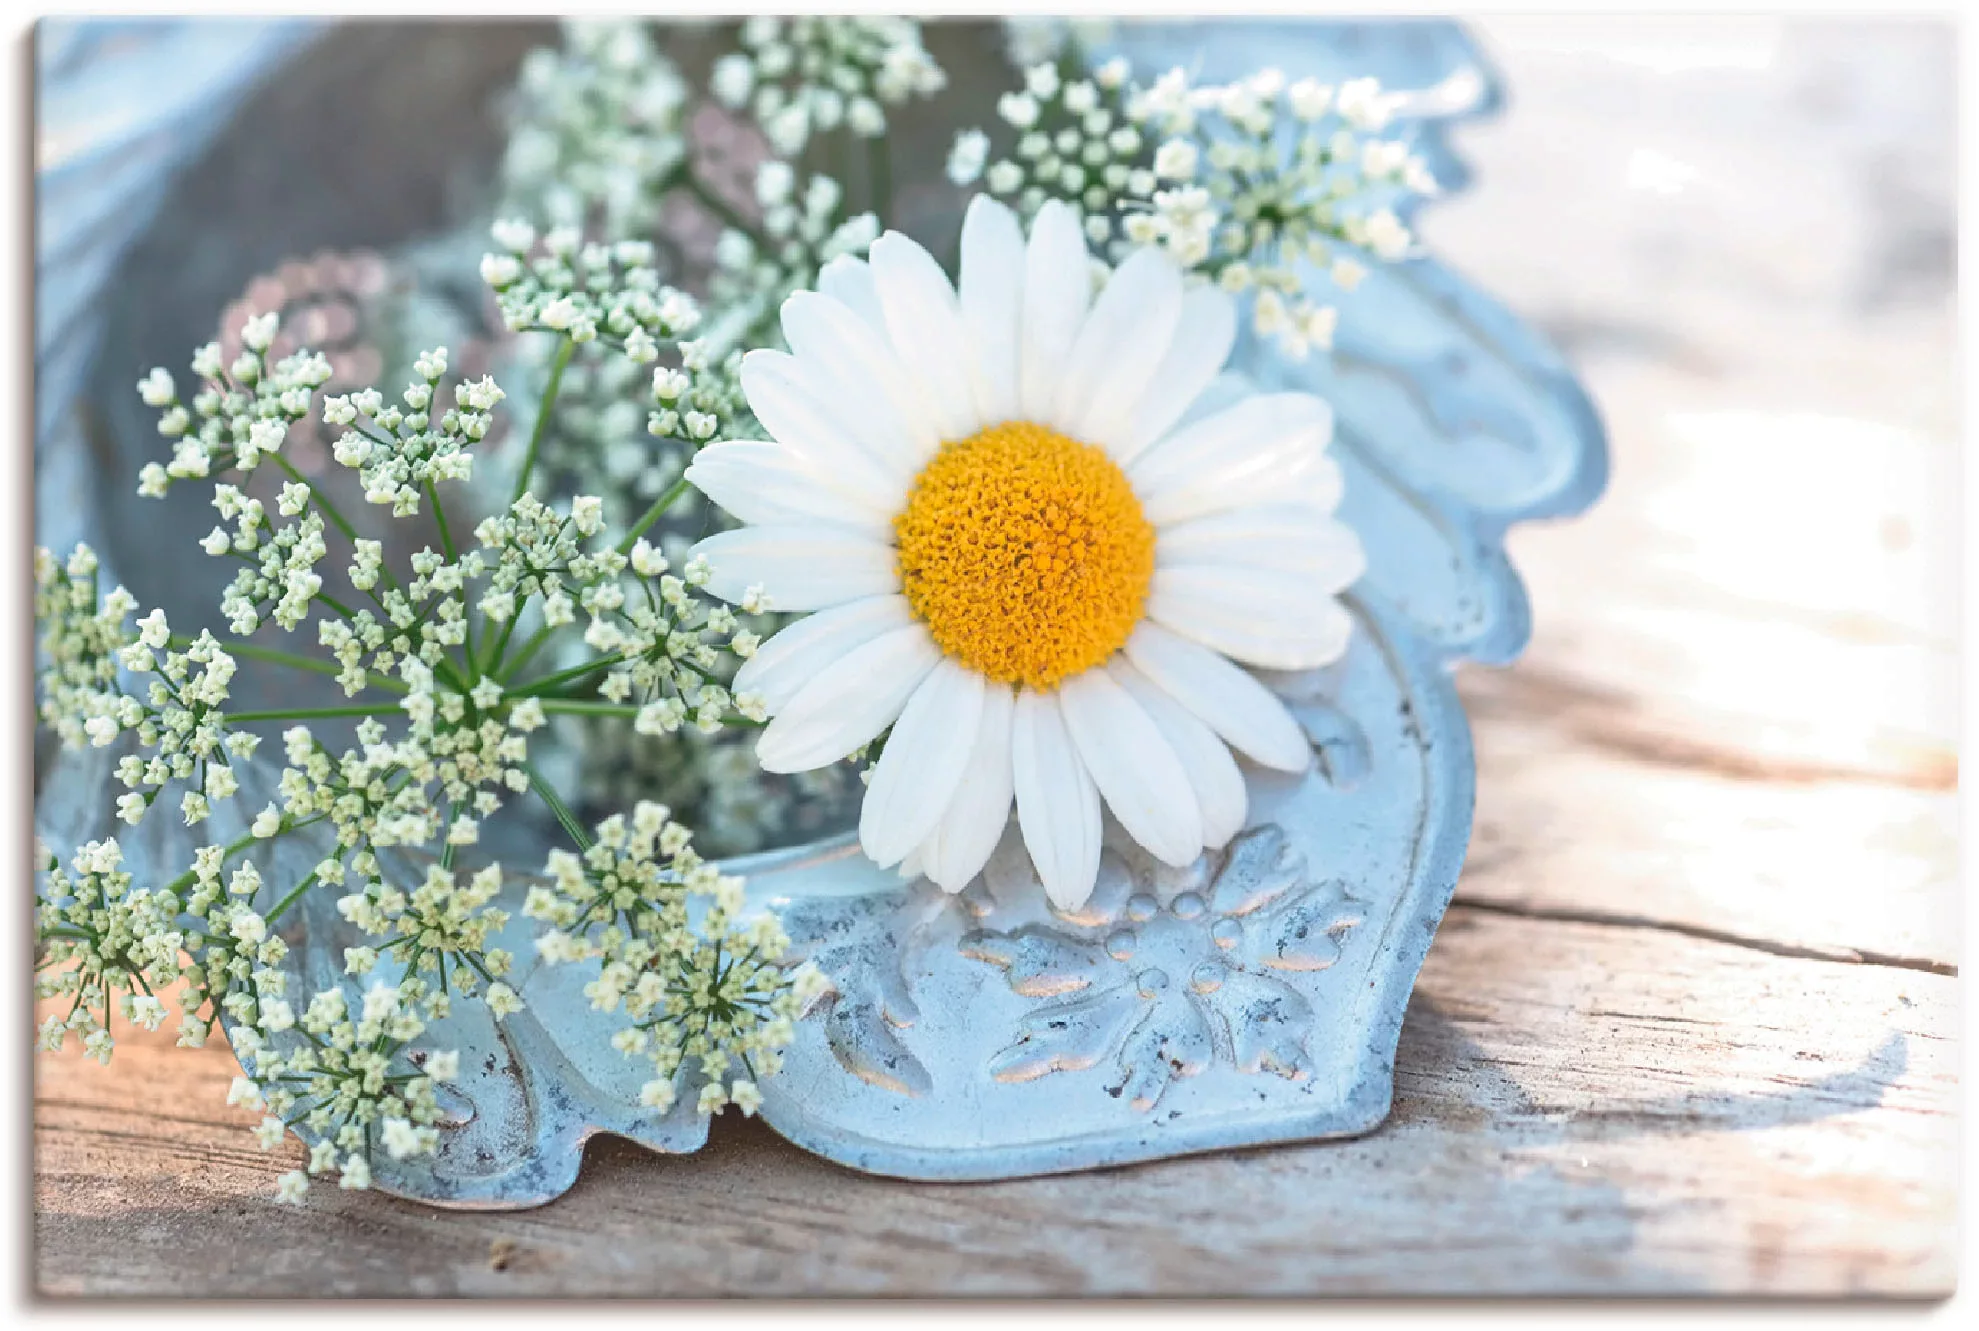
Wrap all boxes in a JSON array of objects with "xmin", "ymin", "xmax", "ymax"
[{"xmin": 687, "ymin": 197, "xmax": 1364, "ymax": 910}]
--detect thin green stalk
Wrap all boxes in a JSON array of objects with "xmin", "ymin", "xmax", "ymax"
[
  {"xmin": 497, "ymin": 623, "xmax": 560, "ymax": 684},
  {"xmin": 227, "ymin": 703, "xmax": 403, "ymax": 723},
  {"xmin": 511, "ymin": 336, "xmax": 576, "ymax": 505},
  {"xmin": 153, "ymin": 816, "xmax": 320, "ymax": 901},
  {"xmin": 522, "ymin": 761, "xmax": 591, "ymax": 850},
  {"xmin": 180, "ymin": 635, "xmax": 408, "ymax": 696},
  {"xmin": 263, "ymin": 870, "xmax": 321, "ymax": 925},
  {"xmin": 481, "ymin": 611, "xmax": 520, "ymax": 679},
  {"xmin": 535, "ymin": 699, "xmax": 642, "ymax": 718},
  {"xmin": 509, "ymin": 654, "xmax": 623, "ymax": 698},
  {"xmin": 425, "ymin": 479, "xmax": 457, "ymax": 562},
  {"xmin": 617, "ymin": 475, "xmax": 694, "ymax": 555}
]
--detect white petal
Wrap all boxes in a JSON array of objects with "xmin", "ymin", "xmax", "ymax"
[
  {"xmin": 1156, "ymin": 508, "xmax": 1366, "ymax": 589},
  {"xmin": 1146, "ymin": 449, "xmax": 1344, "ymax": 532},
  {"xmin": 739, "ymin": 350, "xmax": 912, "ymax": 509},
  {"xmin": 859, "ymin": 660, "xmax": 987, "ymax": 867},
  {"xmin": 685, "ymin": 440, "xmax": 892, "ymax": 534},
  {"xmin": 1148, "ymin": 567, "xmax": 1357, "ymax": 670},
  {"xmin": 1121, "ymin": 621, "xmax": 1310, "ymax": 772},
  {"xmin": 1287, "ymin": 455, "xmax": 1347, "ymax": 514},
  {"xmin": 733, "ymin": 594, "xmax": 916, "ymax": 713},
  {"xmin": 1129, "ymin": 393, "xmax": 1334, "ymax": 527},
  {"xmin": 1018, "ymin": 200, "xmax": 1094, "ymax": 423},
  {"xmin": 924, "ymin": 682, "xmax": 1017, "ymax": 892},
  {"xmin": 1174, "ymin": 370, "xmax": 1258, "ymax": 430},
  {"xmin": 1108, "ymin": 657, "xmax": 1247, "ymax": 849},
  {"xmin": 1011, "ymin": 687, "xmax": 1103, "ymax": 909},
  {"xmin": 756, "ymin": 624, "xmax": 940, "ymax": 772},
  {"xmin": 816, "ymin": 255, "xmax": 886, "ymax": 332},
  {"xmin": 778, "ymin": 291, "xmax": 937, "ymax": 471},
  {"xmin": 869, "ymin": 230, "xmax": 980, "ymax": 441},
  {"xmin": 690, "ymin": 525, "xmax": 897, "ymax": 613},
  {"xmin": 1053, "ymin": 246, "xmax": 1182, "ymax": 448},
  {"xmin": 1057, "ymin": 668, "xmax": 1202, "ymax": 867},
  {"xmin": 1117, "ymin": 286, "xmax": 1239, "ymax": 464},
  {"xmin": 957, "ymin": 195, "xmax": 1026, "ymax": 426}
]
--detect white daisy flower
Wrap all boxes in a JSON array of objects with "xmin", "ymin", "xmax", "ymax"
[{"xmin": 686, "ymin": 197, "xmax": 1364, "ymax": 910}]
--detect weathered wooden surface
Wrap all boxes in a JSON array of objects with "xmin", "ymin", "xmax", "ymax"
[{"xmin": 34, "ymin": 17, "xmax": 1958, "ymax": 1297}]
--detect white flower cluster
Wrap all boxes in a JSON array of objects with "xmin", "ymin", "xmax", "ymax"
[
  {"xmin": 960, "ymin": 62, "xmax": 1440, "ymax": 359},
  {"xmin": 34, "ymin": 549, "xmax": 253, "ymax": 827},
  {"xmin": 522, "ymin": 805, "xmax": 825, "ymax": 1113},
  {"xmin": 707, "ymin": 161, "xmax": 880, "ymax": 357},
  {"xmin": 499, "ymin": 18, "xmax": 690, "ymax": 235},
  {"xmin": 231, "ymin": 975, "xmax": 457, "ymax": 1204},
  {"xmin": 951, "ymin": 56, "xmax": 1145, "ymax": 252},
  {"xmin": 34, "ymin": 838, "xmax": 189, "ymax": 1064},
  {"xmin": 710, "ymin": 16, "xmax": 946, "ymax": 155},
  {"xmin": 1001, "ymin": 15, "xmax": 1116, "ymax": 68},
  {"xmin": 1129, "ymin": 69, "xmax": 1435, "ymax": 357},
  {"xmin": 338, "ymin": 861, "xmax": 514, "ymax": 996},
  {"xmin": 34, "ymin": 824, "xmax": 458, "ymax": 1205},
  {"xmin": 205, "ymin": 483, "xmax": 330, "ymax": 634},
  {"xmin": 483, "ymin": 220, "xmax": 702, "ymax": 364},
  {"xmin": 320, "ymin": 347, "xmax": 502, "ymax": 516},
  {"xmin": 37, "ymin": 299, "xmax": 806, "ymax": 1200},
  {"xmin": 34, "ymin": 547, "xmax": 141, "ymax": 754},
  {"xmin": 133, "ymin": 314, "xmax": 333, "ymax": 497},
  {"xmin": 647, "ymin": 341, "xmax": 749, "ymax": 450}
]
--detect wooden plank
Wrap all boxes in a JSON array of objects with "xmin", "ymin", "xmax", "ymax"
[
  {"xmin": 1458, "ymin": 667, "xmax": 1958, "ymax": 968},
  {"xmin": 35, "ymin": 910, "xmax": 1956, "ymax": 1297}
]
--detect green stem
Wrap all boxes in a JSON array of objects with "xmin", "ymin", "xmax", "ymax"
[
  {"xmin": 263, "ymin": 870, "xmax": 320, "ymax": 925},
  {"xmin": 481, "ymin": 612, "xmax": 520, "ymax": 679},
  {"xmin": 511, "ymin": 337, "xmax": 576, "ymax": 505},
  {"xmin": 534, "ymin": 699, "xmax": 642, "ymax": 718},
  {"xmin": 497, "ymin": 624, "xmax": 559, "ymax": 684},
  {"xmin": 180, "ymin": 636, "xmax": 408, "ymax": 696},
  {"xmin": 426, "ymin": 480, "xmax": 457, "ymax": 562},
  {"xmin": 617, "ymin": 475, "xmax": 695, "ymax": 555},
  {"xmin": 522, "ymin": 761, "xmax": 590, "ymax": 850},
  {"xmin": 227, "ymin": 704, "xmax": 402, "ymax": 723},
  {"xmin": 153, "ymin": 816, "xmax": 320, "ymax": 901},
  {"xmin": 510, "ymin": 655, "xmax": 623, "ymax": 698}
]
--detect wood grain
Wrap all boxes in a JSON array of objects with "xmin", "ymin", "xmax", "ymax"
[
  {"xmin": 33, "ymin": 17, "xmax": 1959, "ymax": 1298},
  {"xmin": 35, "ymin": 908, "xmax": 1955, "ymax": 1296}
]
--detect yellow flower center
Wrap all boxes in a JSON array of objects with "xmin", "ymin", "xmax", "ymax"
[{"xmin": 894, "ymin": 420, "xmax": 1155, "ymax": 691}]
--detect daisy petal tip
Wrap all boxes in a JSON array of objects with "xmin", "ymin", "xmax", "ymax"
[
  {"xmin": 1042, "ymin": 870, "xmax": 1095, "ymax": 913},
  {"xmin": 1257, "ymin": 737, "xmax": 1314, "ymax": 774},
  {"xmin": 963, "ymin": 192, "xmax": 1020, "ymax": 232}
]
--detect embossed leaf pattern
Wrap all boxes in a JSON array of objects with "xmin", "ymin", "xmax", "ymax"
[
  {"xmin": 985, "ymin": 985, "xmax": 1144, "ymax": 1083},
  {"xmin": 779, "ymin": 890, "xmax": 937, "ymax": 1097},
  {"xmin": 957, "ymin": 925, "xmax": 1112, "ymax": 997},
  {"xmin": 1110, "ymin": 990, "xmax": 1216, "ymax": 1111},
  {"xmin": 1258, "ymin": 886, "xmax": 1364, "ymax": 972},
  {"xmin": 961, "ymin": 825, "xmax": 1362, "ymax": 1112},
  {"xmin": 1199, "ymin": 967, "xmax": 1315, "ymax": 1078}
]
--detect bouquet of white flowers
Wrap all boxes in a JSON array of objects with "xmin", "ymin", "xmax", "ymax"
[{"xmin": 34, "ymin": 16, "xmax": 1445, "ymax": 1203}]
